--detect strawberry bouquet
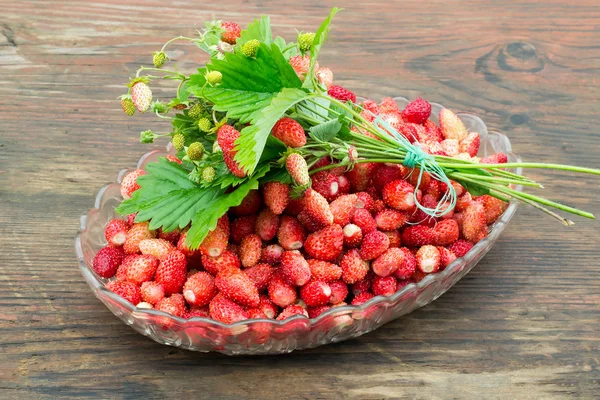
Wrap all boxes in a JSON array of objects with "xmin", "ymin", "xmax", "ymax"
[{"xmin": 92, "ymin": 8, "xmax": 599, "ymax": 323}]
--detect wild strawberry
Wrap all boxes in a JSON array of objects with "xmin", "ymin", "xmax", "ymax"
[
  {"xmin": 130, "ymin": 81, "xmax": 152, "ymax": 113},
  {"xmin": 215, "ymin": 267, "xmax": 260, "ymax": 308},
  {"xmin": 123, "ymin": 221, "xmax": 156, "ymax": 254},
  {"xmin": 383, "ymin": 230, "xmax": 402, "ymax": 248},
  {"xmin": 439, "ymin": 109, "xmax": 468, "ymax": 141},
  {"xmin": 340, "ymin": 249, "xmax": 370, "ymax": 284},
  {"xmin": 401, "ymin": 225, "xmax": 435, "ymax": 247},
  {"xmin": 401, "ymin": 97, "xmax": 431, "ymax": 124},
  {"xmin": 455, "ymin": 192, "xmax": 473, "ymax": 212},
  {"xmin": 372, "ymin": 247, "xmax": 404, "ymax": 277},
  {"xmin": 184, "ymin": 306, "xmax": 209, "ymax": 319},
  {"xmin": 422, "ymin": 120, "xmax": 443, "ymax": 142},
  {"xmin": 140, "ymin": 281, "xmax": 165, "ymax": 305},
  {"xmin": 352, "ymin": 271, "xmax": 374, "ymax": 295},
  {"xmin": 158, "ymin": 227, "xmax": 180, "ymax": 244},
  {"xmin": 277, "ymin": 215, "xmax": 306, "ymax": 250},
  {"xmin": 375, "ymin": 209, "xmax": 409, "ymax": 231},
  {"xmin": 115, "ymin": 255, "xmax": 134, "ymax": 281},
  {"xmin": 183, "ymin": 272, "xmax": 216, "ymax": 307},
  {"xmin": 373, "ymin": 199, "xmax": 387, "ymax": 215},
  {"xmin": 263, "ymin": 181, "xmax": 289, "ymax": 215},
  {"xmin": 126, "ymin": 213, "xmax": 137, "ymax": 227},
  {"xmin": 93, "ymin": 246, "xmax": 125, "ymax": 278},
  {"xmin": 460, "ymin": 132, "xmax": 480, "ymax": 157},
  {"xmin": 244, "ymin": 263, "xmax": 274, "ymax": 291},
  {"xmin": 359, "ymin": 230, "xmax": 390, "ymax": 260},
  {"xmin": 316, "ymin": 67, "xmax": 334, "ymax": 88},
  {"xmin": 303, "ymin": 188, "xmax": 334, "ymax": 226},
  {"xmin": 239, "ymin": 234, "xmax": 262, "ymax": 268},
  {"xmin": 346, "ymin": 163, "xmax": 375, "ymax": 192},
  {"xmin": 337, "ymin": 175, "xmax": 350, "ymax": 195},
  {"xmin": 433, "ymin": 219, "xmax": 460, "ymax": 246},
  {"xmin": 448, "ymin": 239, "xmax": 474, "ymax": 258},
  {"xmin": 176, "ymin": 230, "xmax": 201, "ymax": 258},
  {"xmin": 372, "ymin": 164, "xmax": 405, "ymax": 191},
  {"xmin": 297, "ymin": 211, "xmax": 326, "ymax": 232},
  {"xmin": 258, "ymin": 295, "xmax": 278, "ymax": 319},
  {"xmin": 199, "ymin": 215, "xmax": 229, "ymax": 257},
  {"xmin": 397, "ymin": 123, "xmax": 423, "ymax": 142},
  {"xmin": 307, "ymin": 259, "xmax": 342, "ymax": 282},
  {"xmin": 285, "ymin": 153, "xmax": 310, "ymax": 186},
  {"xmin": 246, "ymin": 308, "xmax": 268, "ymax": 320},
  {"xmin": 202, "ymin": 251, "xmax": 240, "ymax": 276},
  {"xmin": 351, "ymin": 292, "xmax": 374, "ymax": 305},
  {"xmin": 231, "ymin": 190, "xmax": 262, "ymax": 216},
  {"xmin": 261, "ymin": 244, "xmax": 284, "ymax": 265},
  {"xmin": 217, "ymin": 125, "xmax": 246, "ymax": 178},
  {"xmin": 441, "ymin": 139, "xmax": 460, "ymax": 157},
  {"xmin": 138, "ymin": 238, "xmax": 175, "ymax": 261},
  {"xmin": 253, "ymin": 210, "xmax": 278, "ymax": 242},
  {"xmin": 327, "ymin": 85, "xmax": 356, "ymax": 103},
  {"xmin": 382, "ymin": 180, "xmax": 416, "ymax": 211},
  {"xmin": 351, "ymin": 209, "xmax": 376, "ymax": 234},
  {"xmin": 277, "ymin": 304, "xmax": 309, "ymax": 320},
  {"xmin": 289, "ymin": 55, "xmax": 316, "ymax": 80},
  {"xmin": 328, "ymin": 280, "xmax": 349, "ymax": 304},
  {"xmin": 230, "ymin": 215, "xmax": 257, "ymax": 244},
  {"xmin": 480, "ymin": 152, "xmax": 508, "ymax": 164},
  {"xmin": 354, "ymin": 192, "xmax": 374, "ymax": 212},
  {"xmin": 120, "ymin": 95, "xmax": 136, "ymax": 116},
  {"xmin": 462, "ymin": 202, "xmax": 488, "ymax": 243},
  {"xmin": 280, "ymin": 251, "xmax": 312, "ymax": 286},
  {"xmin": 308, "ymin": 305, "xmax": 331, "ymax": 318},
  {"xmin": 311, "ymin": 171, "xmax": 339, "ymax": 201},
  {"xmin": 393, "ymin": 248, "xmax": 417, "ymax": 279},
  {"xmin": 209, "ymin": 294, "xmax": 248, "ymax": 324},
  {"xmin": 476, "ymin": 195, "xmax": 508, "ymax": 224},
  {"xmin": 416, "ymin": 245, "xmax": 441, "ymax": 274},
  {"xmin": 376, "ymin": 97, "xmax": 399, "ymax": 114},
  {"xmin": 305, "ymin": 224, "xmax": 344, "ymax": 262},
  {"xmin": 300, "ymin": 281, "xmax": 332, "ymax": 307},
  {"xmin": 372, "ymin": 275, "xmax": 398, "ymax": 296},
  {"xmin": 221, "ymin": 21, "xmax": 241, "ymax": 44},
  {"xmin": 343, "ymin": 223, "xmax": 363, "ymax": 248},
  {"xmin": 106, "ymin": 280, "xmax": 142, "ymax": 305},
  {"xmin": 268, "ymin": 271, "xmax": 297, "ymax": 307},
  {"xmin": 271, "ymin": 117, "xmax": 306, "ymax": 148},
  {"xmin": 104, "ymin": 219, "xmax": 129, "ymax": 247},
  {"xmin": 120, "ymin": 169, "xmax": 146, "ymax": 200},
  {"xmin": 330, "ymin": 194, "xmax": 358, "ymax": 226},
  {"xmin": 437, "ymin": 246, "xmax": 457, "ymax": 269},
  {"xmin": 155, "ymin": 250, "xmax": 187, "ymax": 295},
  {"xmin": 125, "ymin": 254, "xmax": 159, "ymax": 285}
]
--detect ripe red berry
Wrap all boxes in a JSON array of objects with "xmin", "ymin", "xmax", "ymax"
[
  {"xmin": 307, "ymin": 259, "xmax": 343, "ymax": 282},
  {"xmin": 340, "ymin": 249, "xmax": 370, "ymax": 284},
  {"xmin": 330, "ymin": 194, "xmax": 358, "ymax": 226},
  {"xmin": 480, "ymin": 152, "xmax": 508, "ymax": 164},
  {"xmin": 359, "ymin": 230, "xmax": 390, "ymax": 260},
  {"xmin": 215, "ymin": 267, "xmax": 260, "ymax": 308},
  {"xmin": 244, "ymin": 263, "xmax": 274, "ymax": 291},
  {"xmin": 462, "ymin": 202, "xmax": 488, "ymax": 243},
  {"xmin": 271, "ymin": 117, "xmax": 307, "ymax": 148},
  {"xmin": 311, "ymin": 171, "xmax": 340, "ymax": 202},
  {"xmin": 346, "ymin": 163, "xmax": 375, "ymax": 192},
  {"xmin": 372, "ymin": 275, "xmax": 398, "ymax": 296},
  {"xmin": 155, "ymin": 250, "xmax": 187, "ymax": 295},
  {"xmin": 239, "ymin": 234, "xmax": 262, "ymax": 268},
  {"xmin": 277, "ymin": 215, "xmax": 306, "ymax": 250},
  {"xmin": 300, "ymin": 281, "xmax": 332, "ymax": 307},
  {"xmin": 93, "ymin": 246, "xmax": 125, "ymax": 278},
  {"xmin": 230, "ymin": 215, "xmax": 257, "ymax": 244},
  {"xmin": 231, "ymin": 190, "xmax": 262, "ymax": 216},
  {"xmin": 401, "ymin": 225, "xmax": 436, "ymax": 247},
  {"xmin": 393, "ymin": 248, "xmax": 417, "ymax": 280},
  {"xmin": 209, "ymin": 294, "xmax": 248, "ymax": 324},
  {"xmin": 268, "ymin": 272, "xmax": 297, "ymax": 308},
  {"xmin": 327, "ymin": 85, "xmax": 356, "ymax": 103},
  {"xmin": 106, "ymin": 280, "xmax": 142, "ymax": 305},
  {"xmin": 383, "ymin": 230, "xmax": 402, "ymax": 248},
  {"xmin": 201, "ymin": 250, "xmax": 240, "ymax": 276},
  {"xmin": 123, "ymin": 222, "xmax": 156, "ymax": 255},
  {"xmin": 372, "ymin": 247, "xmax": 404, "ymax": 277},
  {"xmin": 139, "ymin": 238, "xmax": 175, "ymax": 261},
  {"xmin": 221, "ymin": 21, "xmax": 241, "ymax": 44},
  {"xmin": 303, "ymin": 188, "xmax": 334, "ymax": 226},
  {"xmin": 382, "ymin": 180, "xmax": 416, "ymax": 211},
  {"xmin": 276, "ymin": 304, "xmax": 309, "ymax": 320},
  {"xmin": 401, "ymin": 97, "xmax": 432, "ymax": 124},
  {"xmin": 254, "ymin": 209, "xmax": 279, "ymax": 241},
  {"xmin": 433, "ymin": 219, "xmax": 460, "ymax": 246},
  {"xmin": 375, "ymin": 209, "xmax": 409, "ymax": 231},
  {"xmin": 120, "ymin": 169, "xmax": 146, "ymax": 199},
  {"xmin": 126, "ymin": 254, "xmax": 159, "ymax": 285},
  {"xmin": 262, "ymin": 181, "xmax": 290, "ymax": 215},
  {"xmin": 261, "ymin": 244, "xmax": 284, "ymax": 265},
  {"xmin": 328, "ymin": 280, "xmax": 349, "ymax": 305},
  {"xmin": 372, "ymin": 164, "xmax": 406, "ymax": 191},
  {"xmin": 286, "ymin": 153, "xmax": 310, "ymax": 186},
  {"xmin": 281, "ymin": 251, "xmax": 312, "ymax": 286},
  {"xmin": 217, "ymin": 125, "xmax": 246, "ymax": 178},
  {"xmin": 343, "ymin": 223, "xmax": 363, "ymax": 248},
  {"xmin": 352, "ymin": 208, "xmax": 377, "ymax": 234},
  {"xmin": 416, "ymin": 245, "xmax": 441, "ymax": 274},
  {"xmin": 104, "ymin": 219, "xmax": 129, "ymax": 246},
  {"xmin": 304, "ymin": 224, "xmax": 344, "ymax": 262},
  {"xmin": 448, "ymin": 239, "xmax": 474, "ymax": 258},
  {"xmin": 183, "ymin": 272, "xmax": 217, "ymax": 307},
  {"xmin": 140, "ymin": 281, "xmax": 165, "ymax": 305},
  {"xmin": 438, "ymin": 246, "xmax": 457, "ymax": 269},
  {"xmin": 351, "ymin": 292, "xmax": 374, "ymax": 305},
  {"xmin": 199, "ymin": 215, "xmax": 229, "ymax": 257},
  {"xmin": 297, "ymin": 210, "xmax": 327, "ymax": 233}
]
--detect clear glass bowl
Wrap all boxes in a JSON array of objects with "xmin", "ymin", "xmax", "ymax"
[{"xmin": 75, "ymin": 97, "xmax": 522, "ymax": 355}]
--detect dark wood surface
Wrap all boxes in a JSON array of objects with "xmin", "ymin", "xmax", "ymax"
[{"xmin": 1, "ymin": 0, "xmax": 599, "ymax": 398}]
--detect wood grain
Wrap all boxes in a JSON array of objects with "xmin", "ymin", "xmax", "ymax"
[{"xmin": 1, "ymin": 0, "xmax": 599, "ymax": 398}]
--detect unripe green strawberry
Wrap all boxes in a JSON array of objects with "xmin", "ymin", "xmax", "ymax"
[
  {"xmin": 202, "ymin": 166, "xmax": 216, "ymax": 183},
  {"xmin": 152, "ymin": 51, "xmax": 168, "ymax": 68},
  {"xmin": 187, "ymin": 142, "xmax": 205, "ymax": 161},
  {"xmin": 188, "ymin": 102, "xmax": 205, "ymax": 119},
  {"xmin": 172, "ymin": 133, "xmax": 186, "ymax": 151},
  {"xmin": 198, "ymin": 117, "xmax": 213, "ymax": 133},
  {"xmin": 206, "ymin": 70, "xmax": 222, "ymax": 86},
  {"xmin": 120, "ymin": 95, "xmax": 135, "ymax": 116},
  {"xmin": 242, "ymin": 39, "xmax": 260, "ymax": 57},
  {"xmin": 298, "ymin": 32, "xmax": 315, "ymax": 52},
  {"xmin": 130, "ymin": 81, "xmax": 152, "ymax": 113},
  {"xmin": 286, "ymin": 153, "xmax": 310, "ymax": 186},
  {"xmin": 140, "ymin": 130, "xmax": 156, "ymax": 144}
]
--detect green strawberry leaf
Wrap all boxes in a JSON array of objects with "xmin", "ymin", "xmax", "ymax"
[
  {"xmin": 235, "ymin": 15, "xmax": 273, "ymax": 50},
  {"xmin": 309, "ymin": 118, "xmax": 342, "ymax": 142},
  {"xmin": 274, "ymin": 36, "xmax": 299, "ymax": 60},
  {"xmin": 303, "ymin": 7, "xmax": 342, "ymax": 90}
]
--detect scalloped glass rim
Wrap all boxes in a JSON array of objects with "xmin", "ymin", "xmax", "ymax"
[{"xmin": 75, "ymin": 96, "xmax": 523, "ymax": 353}]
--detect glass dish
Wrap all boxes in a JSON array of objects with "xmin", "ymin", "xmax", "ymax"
[{"xmin": 75, "ymin": 97, "xmax": 522, "ymax": 355}]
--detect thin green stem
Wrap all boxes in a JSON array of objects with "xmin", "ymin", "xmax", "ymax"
[
  {"xmin": 160, "ymin": 36, "xmax": 196, "ymax": 52},
  {"xmin": 439, "ymin": 162, "xmax": 600, "ymax": 175},
  {"xmin": 449, "ymin": 172, "xmax": 542, "ymax": 188}
]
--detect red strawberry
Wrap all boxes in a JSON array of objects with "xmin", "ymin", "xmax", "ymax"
[
  {"xmin": 262, "ymin": 181, "xmax": 290, "ymax": 215},
  {"xmin": 303, "ymin": 188, "xmax": 334, "ymax": 226},
  {"xmin": 104, "ymin": 219, "xmax": 129, "ymax": 246},
  {"xmin": 460, "ymin": 132, "xmax": 480, "ymax": 157},
  {"xmin": 268, "ymin": 271, "xmax": 297, "ymax": 308},
  {"xmin": 340, "ymin": 249, "xmax": 370, "ymax": 284},
  {"xmin": 255, "ymin": 209, "xmax": 279, "ymax": 241},
  {"xmin": 401, "ymin": 225, "xmax": 435, "ymax": 247},
  {"xmin": 127, "ymin": 213, "xmax": 137, "ymax": 226},
  {"xmin": 289, "ymin": 55, "xmax": 316, "ymax": 80},
  {"xmin": 330, "ymin": 194, "xmax": 358, "ymax": 226},
  {"xmin": 244, "ymin": 263, "xmax": 274, "ymax": 291},
  {"xmin": 346, "ymin": 163, "xmax": 375, "ymax": 192},
  {"xmin": 455, "ymin": 192, "xmax": 473, "ymax": 212},
  {"xmin": 258, "ymin": 295, "xmax": 278, "ymax": 319},
  {"xmin": 343, "ymin": 223, "xmax": 363, "ymax": 248},
  {"xmin": 300, "ymin": 281, "xmax": 332, "ymax": 307},
  {"xmin": 285, "ymin": 153, "xmax": 310, "ymax": 186},
  {"xmin": 383, "ymin": 230, "xmax": 402, "ymax": 248},
  {"xmin": 355, "ymin": 192, "xmax": 374, "ymax": 211},
  {"xmin": 297, "ymin": 210, "xmax": 327, "ymax": 232},
  {"xmin": 307, "ymin": 259, "xmax": 342, "ymax": 282},
  {"xmin": 139, "ymin": 238, "xmax": 175, "ymax": 260},
  {"xmin": 375, "ymin": 209, "xmax": 409, "ymax": 231},
  {"xmin": 158, "ymin": 227, "xmax": 180, "ymax": 244},
  {"xmin": 239, "ymin": 234, "xmax": 262, "ymax": 268},
  {"xmin": 439, "ymin": 109, "xmax": 468, "ymax": 141},
  {"xmin": 393, "ymin": 248, "xmax": 417, "ymax": 280},
  {"xmin": 230, "ymin": 215, "xmax": 257, "ymax": 244},
  {"xmin": 352, "ymin": 271, "xmax": 374, "ymax": 295},
  {"xmin": 401, "ymin": 97, "xmax": 431, "ymax": 124},
  {"xmin": 423, "ymin": 120, "xmax": 444, "ymax": 142},
  {"xmin": 359, "ymin": 230, "xmax": 390, "ymax": 260},
  {"xmin": 379, "ymin": 97, "xmax": 401, "ymax": 114},
  {"xmin": 231, "ymin": 190, "xmax": 262, "ymax": 216},
  {"xmin": 183, "ymin": 272, "xmax": 216, "ymax": 307},
  {"xmin": 130, "ymin": 82, "xmax": 152, "ymax": 113},
  {"xmin": 120, "ymin": 169, "xmax": 146, "ymax": 199},
  {"xmin": 165, "ymin": 155, "xmax": 182, "ymax": 165},
  {"xmin": 280, "ymin": 250, "xmax": 312, "ymax": 286},
  {"xmin": 480, "ymin": 152, "xmax": 508, "ymax": 164},
  {"xmin": 123, "ymin": 222, "xmax": 156, "ymax": 254},
  {"xmin": 462, "ymin": 202, "xmax": 488, "ymax": 243},
  {"xmin": 437, "ymin": 246, "xmax": 457, "ymax": 269},
  {"xmin": 448, "ymin": 239, "xmax": 474, "ymax": 258},
  {"xmin": 328, "ymin": 280, "xmax": 349, "ymax": 305},
  {"xmin": 215, "ymin": 267, "xmax": 260, "ymax": 308},
  {"xmin": 176, "ymin": 230, "xmax": 200, "ymax": 258},
  {"xmin": 140, "ymin": 281, "xmax": 165, "ymax": 305},
  {"xmin": 476, "ymin": 195, "xmax": 508, "ymax": 224},
  {"xmin": 372, "ymin": 198, "xmax": 387, "ymax": 214},
  {"xmin": 277, "ymin": 215, "xmax": 306, "ymax": 250},
  {"xmin": 361, "ymin": 99, "xmax": 381, "ymax": 117},
  {"xmin": 116, "ymin": 255, "xmax": 136, "ymax": 281},
  {"xmin": 433, "ymin": 219, "xmax": 460, "ymax": 246},
  {"xmin": 221, "ymin": 21, "xmax": 241, "ymax": 44},
  {"xmin": 126, "ymin": 254, "xmax": 159, "ymax": 285},
  {"xmin": 372, "ymin": 275, "xmax": 398, "ymax": 296},
  {"xmin": 311, "ymin": 171, "xmax": 340, "ymax": 202},
  {"xmin": 184, "ymin": 307, "xmax": 209, "ymax": 319},
  {"xmin": 276, "ymin": 304, "xmax": 309, "ymax": 320},
  {"xmin": 305, "ymin": 224, "xmax": 344, "ymax": 262},
  {"xmin": 199, "ymin": 215, "xmax": 229, "ymax": 257},
  {"xmin": 352, "ymin": 208, "xmax": 377, "ymax": 234},
  {"xmin": 372, "ymin": 164, "xmax": 406, "ymax": 191},
  {"xmin": 155, "ymin": 250, "xmax": 187, "ymax": 295},
  {"xmin": 337, "ymin": 175, "xmax": 350, "ymax": 194},
  {"xmin": 261, "ymin": 244, "xmax": 283, "ymax": 265},
  {"xmin": 351, "ymin": 292, "xmax": 374, "ymax": 305},
  {"xmin": 217, "ymin": 125, "xmax": 246, "ymax": 178},
  {"xmin": 382, "ymin": 180, "xmax": 416, "ymax": 211},
  {"xmin": 316, "ymin": 67, "xmax": 334, "ymax": 89},
  {"xmin": 106, "ymin": 280, "xmax": 142, "ymax": 305},
  {"xmin": 93, "ymin": 246, "xmax": 125, "ymax": 278},
  {"xmin": 246, "ymin": 308, "xmax": 268, "ymax": 319},
  {"xmin": 285, "ymin": 199, "xmax": 305, "ymax": 217},
  {"xmin": 416, "ymin": 245, "xmax": 441, "ymax": 274},
  {"xmin": 201, "ymin": 250, "xmax": 240, "ymax": 276},
  {"xmin": 372, "ymin": 247, "xmax": 404, "ymax": 277},
  {"xmin": 271, "ymin": 117, "xmax": 306, "ymax": 148},
  {"xmin": 156, "ymin": 293, "xmax": 186, "ymax": 317},
  {"xmin": 327, "ymin": 85, "xmax": 356, "ymax": 103},
  {"xmin": 209, "ymin": 294, "xmax": 248, "ymax": 324},
  {"xmin": 308, "ymin": 305, "xmax": 332, "ymax": 318}
]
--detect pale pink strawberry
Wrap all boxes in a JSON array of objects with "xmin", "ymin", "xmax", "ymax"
[
  {"xmin": 300, "ymin": 281, "xmax": 332, "ymax": 307},
  {"xmin": 261, "ymin": 244, "xmax": 284, "ymax": 265},
  {"xmin": 239, "ymin": 234, "xmax": 262, "ymax": 268},
  {"xmin": 183, "ymin": 272, "xmax": 216, "ymax": 307},
  {"xmin": 209, "ymin": 294, "xmax": 248, "ymax": 324},
  {"xmin": 372, "ymin": 275, "xmax": 398, "ymax": 296},
  {"xmin": 130, "ymin": 81, "xmax": 152, "ymax": 113},
  {"xmin": 448, "ymin": 239, "xmax": 474, "ymax": 258},
  {"xmin": 343, "ymin": 223, "xmax": 363, "ymax": 248},
  {"xmin": 156, "ymin": 293, "xmax": 186, "ymax": 317},
  {"xmin": 120, "ymin": 169, "xmax": 146, "ymax": 199},
  {"xmin": 393, "ymin": 248, "xmax": 417, "ymax": 280},
  {"xmin": 433, "ymin": 219, "xmax": 460, "ymax": 246},
  {"xmin": 303, "ymin": 188, "xmax": 334, "ymax": 226},
  {"xmin": 416, "ymin": 245, "xmax": 441, "ymax": 274},
  {"xmin": 383, "ymin": 230, "xmax": 402, "ymax": 248},
  {"xmin": 138, "ymin": 238, "xmax": 175, "ymax": 261},
  {"xmin": 329, "ymin": 194, "xmax": 358, "ymax": 226},
  {"xmin": 382, "ymin": 180, "xmax": 416, "ymax": 211},
  {"xmin": 201, "ymin": 250, "xmax": 240, "ymax": 276},
  {"xmin": 230, "ymin": 215, "xmax": 257, "ymax": 244},
  {"xmin": 462, "ymin": 202, "xmax": 488, "ymax": 243},
  {"xmin": 352, "ymin": 208, "xmax": 377, "ymax": 234},
  {"xmin": 277, "ymin": 215, "xmax": 306, "ymax": 250},
  {"xmin": 480, "ymin": 153, "xmax": 508, "ymax": 164},
  {"xmin": 126, "ymin": 254, "xmax": 159, "ymax": 285},
  {"xmin": 262, "ymin": 181, "xmax": 290, "ymax": 215},
  {"xmin": 305, "ymin": 224, "xmax": 344, "ymax": 262},
  {"xmin": 289, "ymin": 55, "xmax": 317, "ymax": 80},
  {"xmin": 140, "ymin": 281, "xmax": 165, "ymax": 305},
  {"xmin": 280, "ymin": 251, "xmax": 312, "ymax": 286},
  {"xmin": 217, "ymin": 125, "xmax": 246, "ymax": 178},
  {"xmin": 231, "ymin": 190, "xmax": 262, "ymax": 216},
  {"xmin": 346, "ymin": 163, "xmax": 375, "ymax": 192},
  {"xmin": 286, "ymin": 153, "xmax": 310, "ymax": 186},
  {"xmin": 460, "ymin": 132, "xmax": 480, "ymax": 157},
  {"xmin": 439, "ymin": 109, "xmax": 468, "ymax": 141},
  {"xmin": 441, "ymin": 139, "xmax": 460, "ymax": 157},
  {"xmin": 316, "ymin": 67, "xmax": 334, "ymax": 88},
  {"xmin": 276, "ymin": 304, "xmax": 309, "ymax": 320},
  {"xmin": 307, "ymin": 259, "xmax": 343, "ymax": 282},
  {"xmin": 423, "ymin": 120, "xmax": 444, "ymax": 142},
  {"xmin": 123, "ymin": 222, "xmax": 156, "ymax": 254},
  {"xmin": 437, "ymin": 246, "xmax": 457, "ymax": 269},
  {"xmin": 340, "ymin": 249, "xmax": 370, "ymax": 284},
  {"xmin": 106, "ymin": 280, "xmax": 142, "ymax": 305},
  {"xmin": 244, "ymin": 263, "xmax": 274, "ymax": 291},
  {"xmin": 104, "ymin": 219, "xmax": 129, "ymax": 246},
  {"xmin": 268, "ymin": 271, "xmax": 297, "ymax": 308},
  {"xmin": 155, "ymin": 250, "xmax": 187, "ymax": 295},
  {"xmin": 372, "ymin": 247, "xmax": 404, "ymax": 277},
  {"xmin": 216, "ymin": 267, "xmax": 260, "ymax": 308},
  {"xmin": 311, "ymin": 171, "xmax": 340, "ymax": 202},
  {"xmin": 328, "ymin": 280, "xmax": 349, "ymax": 305},
  {"xmin": 254, "ymin": 209, "xmax": 279, "ymax": 241},
  {"xmin": 375, "ymin": 209, "xmax": 409, "ymax": 231},
  {"xmin": 455, "ymin": 192, "xmax": 473, "ymax": 212},
  {"xmin": 351, "ymin": 292, "xmax": 374, "ymax": 305},
  {"xmin": 199, "ymin": 215, "xmax": 229, "ymax": 257},
  {"xmin": 359, "ymin": 230, "xmax": 390, "ymax": 260},
  {"xmin": 93, "ymin": 246, "xmax": 125, "ymax": 278}
]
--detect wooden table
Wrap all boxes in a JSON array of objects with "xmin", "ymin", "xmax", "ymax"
[{"xmin": 1, "ymin": 0, "xmax": 599, "ymax": 398}]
